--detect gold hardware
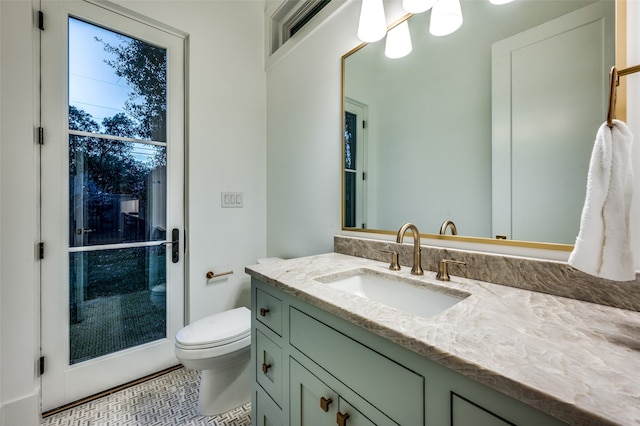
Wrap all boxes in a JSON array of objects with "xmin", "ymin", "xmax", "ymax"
[
  {"xmin": 396, "ymin": 223, "xmax": 423, "ymax": 275},
  {"xmin": 336, "ymin": 411, "xmax": 350, "ymax": 426},
  {"xmin": 381, "ymin": 250, "xmax": 400, "ymax": 271},
  {"xmin": 439, "ymin": 220, "xmax": 457, "ymax": 235},
  {"xmin": 259, "ymin": 307, "xmax": 270, "ymax": 317},
  {"xmin": 495, "ymin": 235, "xmax": 507, "ymax": 240},
  {"xmin": 206, "ymin": 270, "xmax": 233, "ymax": 279},
  {"xmin": 607, "ymin": 64, "xmax": 640, "ymax": 128},
  {"xmin": 436, "ymin": 259, "xmax": 466, "ymax": 281},
  {"xmin": 320, "ymin": 397, "xmax": 333, "ymax": 412},
  {"xmin": 261, "ymin": 362, "xmax": 271, "ymax": 374}
]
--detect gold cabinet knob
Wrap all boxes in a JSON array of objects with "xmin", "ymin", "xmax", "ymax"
[
  {"xmin": 259, "ymin": 307, "xmax": 270, "ymax": 317},
  {"xmin": 320, "ymin": 396, "xmax": 332, "ymax": 412},
  {"xmin": 336, "ymin": 411, "xmax": 350, "ymax": 426},
  {"xmin": 261, "ymin": 362, "xmax": 271, "ymax": 374}
]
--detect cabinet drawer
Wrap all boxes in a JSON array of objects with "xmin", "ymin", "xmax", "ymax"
[
  {"xmin": 256, "ymin": 287, "xmax": 283, "ymax": 336},
  {"xmin": 256, "ymin": 329, "xmax": 283, "ymax": 406},
  {"xmin": 290, "ymin": 308, "xmax": 424, "ymax": 425},
  {"xmin": 255, "ymin": 386, "xmax": 283, "ymax": 426},
  {"xmin": 451, "ymin": 393, "xmax": 515, "ymax": 426}
]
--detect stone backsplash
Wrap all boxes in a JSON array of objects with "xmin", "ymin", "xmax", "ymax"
[{"xmin": 334, "ymin": 235, "xmax": 640, "ymax": 312}]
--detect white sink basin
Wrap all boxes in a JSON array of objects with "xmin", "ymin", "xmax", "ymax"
[{"xmin": 319, "ymin": 270, "xmax": 467, "ymax": 318}]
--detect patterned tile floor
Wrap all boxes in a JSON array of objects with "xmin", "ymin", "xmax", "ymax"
[{"xmin": 41, "ymin": 367, "xmax": 251, "ymax": 426}]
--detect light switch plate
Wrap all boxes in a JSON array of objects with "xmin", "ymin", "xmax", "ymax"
[{"xmin": 221, "ymin": 192, "xmax": 243, "ymax": 208}]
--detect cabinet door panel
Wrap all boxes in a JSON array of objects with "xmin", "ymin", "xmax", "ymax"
[
  {"xmin": 339, "ymin": 399, "xmax": 377, "ymax": 426},
  {"xmin": 256, "ymin": 330, "xmax": 283, "ymax": 405},
  {"xmin": 451, "ymin": 393, "xmax": 515, "ymax": 426},
  {"xmin": 290, "ymin": 308, "xmax": 423, "ymax": 425},
  {"xmin": 291, "ymin": 359, "xmax": 338, "ymax": 426},
  {"xmin": 256, "ymin": 387, "xmax": 283, "ymax": 426}
]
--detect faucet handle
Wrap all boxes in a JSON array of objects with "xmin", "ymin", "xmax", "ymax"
[
  {"xmin": 436, "ymin": 259, "xmax": 466, "ymax": 281},
  {"xmin": 381, "ymin": 250, "xmax": 401, "ymax": 271}
]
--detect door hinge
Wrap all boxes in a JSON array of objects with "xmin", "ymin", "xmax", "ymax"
[
  {"xmin": 39, "ymin": 356, "xmax": 45, "ymax": 375},
  {"xmin": 38, "ymin": 127, "xmax": 44, "ymax": 145},
  {"xmin": 38, "ymin": 242, "xmax": 45, "ymax": 260},
  {"xmin": 38, "ymin": 11, "xmax": 44, "ymax": 31},
  {"xmin": 362, "ymin": 172, "xmax": 366, "ymax": 180},
  {"xmin": 362, "ymin": 120, "xmax": 366, "ymax": 129}
]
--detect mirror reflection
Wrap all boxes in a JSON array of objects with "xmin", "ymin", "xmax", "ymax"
[{"xmin": 343, "ymin": 0, "xmax": 615, "ymax": 245}]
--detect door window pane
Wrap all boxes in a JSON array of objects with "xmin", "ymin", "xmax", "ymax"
[
  {"xmin": 69, "ymin": 246, "xmax": 166, "ymax": 364},
  {"xmin": 69, "ymin": 18, "xmax": 167, "ymax": 142},
  {"xmin": 69, "ymin": 135, "xmax": 166, "ymax": 247}
]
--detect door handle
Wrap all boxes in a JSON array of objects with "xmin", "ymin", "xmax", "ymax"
[
  {"xmin": 159, "ymin": 228, "xmax": 180, "ymax": 263},
  {"xmin": 75, "ymin": 228, "xmax": 96, "ymax": 235},
  {"xmin": 170, "ymin": 228, "xmax": 179, "ymax": 263}
]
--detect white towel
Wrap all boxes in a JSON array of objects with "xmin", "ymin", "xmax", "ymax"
[{"xmin": 569, "ymin": 120, "xmax": 635, "ymax": 281}]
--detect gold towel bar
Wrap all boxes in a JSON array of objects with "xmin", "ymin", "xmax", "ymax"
[
  {"xmin": 206, "ymin": 270, "xmax": 233, "ymax": 279},
  {"xmin": 607, "ymin": 64, "xmax": 640, "ymax": 128}
]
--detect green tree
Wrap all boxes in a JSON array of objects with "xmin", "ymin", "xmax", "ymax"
[{"xmin": 99, "ymin": 37, "xmax": 167, "ymax": 142}]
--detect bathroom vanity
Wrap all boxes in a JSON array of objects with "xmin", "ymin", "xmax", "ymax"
[{"xmin": 246, "ymin": 252, "xmax": 640, "ymax": 425}]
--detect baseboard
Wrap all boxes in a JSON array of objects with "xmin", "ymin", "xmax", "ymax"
[{"xmin": 1, "ymin": 392, "xmax": 39, "ymax": 426}]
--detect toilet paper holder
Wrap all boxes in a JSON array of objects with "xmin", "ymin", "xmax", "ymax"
[{"xmin": 206, "ymin": 270, "xmax": 233, "ymax": 279}]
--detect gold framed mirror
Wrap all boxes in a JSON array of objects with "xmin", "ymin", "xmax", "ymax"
[{"xmin": 341, "ymin": 0, "xmax": 624, "ymax": 251}]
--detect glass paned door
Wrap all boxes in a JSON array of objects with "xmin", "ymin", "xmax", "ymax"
[
  {"xmin": 41, "ymin": 1, "xmax": 184, "ymax": 411},
  {"xmin": 68, "ymin": 17, "xmax": 169, "ymax": 365}
]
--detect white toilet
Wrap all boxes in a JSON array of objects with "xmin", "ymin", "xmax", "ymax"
[
  {"xmin": 174, "ymin": 307, "xmax": 251, "ymax": 416},
  {"xmin": 150, "ymin": 284, "xmax": 166, "ymax": 310}
]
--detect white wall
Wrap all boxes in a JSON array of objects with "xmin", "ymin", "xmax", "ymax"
[
  {"xmin": 266, "ymin": 0, "xmax": 394, "ymax": 258},
  {"xmin": 111, "ymin": 0, "xmax": 267, "ymax": 323},
  {"xmin": 629, "ymin": 0, "xmax": 640, "ymax": 268},
  {"xmin": 0, "ymin": 1, "xmax": 40, "ymax": 424},
  {"xmin": 0, "ymin": 1, "xmax": 265, "ymax": 424}
]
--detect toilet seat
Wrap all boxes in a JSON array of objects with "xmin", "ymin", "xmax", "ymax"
[{"xmin": 176, "ymin": 307, "xmax": 250, "ymax": 351}]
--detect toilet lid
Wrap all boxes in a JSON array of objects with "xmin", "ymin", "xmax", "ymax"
[{"xmin": 176, "ymin": 307, "xmax": 251, "ymax": 349}]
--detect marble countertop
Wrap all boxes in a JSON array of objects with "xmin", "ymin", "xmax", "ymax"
[{"xmin": 246, "ymin": 252, "xmax": 640, "ymax": 426}]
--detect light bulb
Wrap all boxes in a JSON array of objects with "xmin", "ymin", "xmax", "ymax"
[
  {"xmin": 402, "ymin": 0, "xmax": 438, "ymax": 14},
  {"xmin": 429, "ymin": 0, "xmax": 463, "ymax": 36},
  {"xmin": 357, "ymin": 0, "xmax": 387, "ymax": 43},
  {"xmin": 385, "ymin": 21, "xmax": 412, "ymax": 59}
]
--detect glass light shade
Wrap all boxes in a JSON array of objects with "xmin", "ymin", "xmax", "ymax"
[
  {"xmin": 385, "ymin": 21, "xmax": 412, "ymax": 58},
  {"xmin": 489, "ymin": 0, "xmax": 514, "ymax": 4},
  {"xmin": 429, "ymin": 0, "xmax": 463, "ymax": 36},
  {"xmin": 402, "ymin": 0, "xmax": 438, "ymax": 14},
  {"xmin": 357, "ymin": 0, "xmax": 387, "ymax": 42}
]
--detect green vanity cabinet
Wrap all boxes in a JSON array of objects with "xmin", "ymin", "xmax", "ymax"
[
  {"xmin": 251, "ymin": 278, "xmax": 567, "ymax": 426},
  {"xmin": 255, "ymin": 386, "xmax": 283, "ymax": 426},
  {"xmin": 451, "ymin": 394, "xmax": 514, "ymax": 426},
  {"xmin": 290, "ymin": 358, "xmax": 379, "ymax": 426}
]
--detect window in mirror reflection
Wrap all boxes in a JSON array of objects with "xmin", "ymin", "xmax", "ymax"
[
  {"xmin": 344, "ymin": 110, "xmax": 357, "ymax": 227},
  {"xmin": 344, "ymin": 98, "xmax": 368, "ymax": 229}
]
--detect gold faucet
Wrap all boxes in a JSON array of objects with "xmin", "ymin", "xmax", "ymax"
[
  {"xmin": 439, "ymin": 220, "xmax": 457, "ymax": 235},
  {"xmin": 396, "ymin": 223, "xmax": 424, "ymax": 275}
]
